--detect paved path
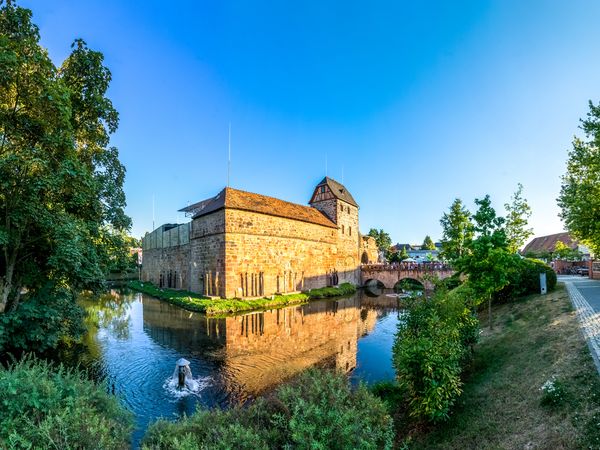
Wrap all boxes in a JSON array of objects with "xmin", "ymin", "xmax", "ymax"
[{"xmin": 560, "ymin": 275, "xmax": 600, "ymax": 374}]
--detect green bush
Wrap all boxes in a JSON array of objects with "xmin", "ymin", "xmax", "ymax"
[
  {"xmin": 128, "ymin": 281, "xmax": 310, "ymax": 316},
  {"xmin": 495, "ymin": 257, "xmax": 557, "ymax": 302},
  {"xmin": 0, "ymin": 356, "xmax": 132, "ymax": 449},
  {"xmin": 0, "ymin": 286, "xmax": 85, "ymax": 353},
  {"xmin": 307, "ymin": 282, "xmax": 357, "ymax": 298},
  {"xmin": 143, "ymin": 369, "xmax": 393, "ymax": 450},
  {"xmin": 392, "ymin": 286, "xmax": 478, "ymax": 423}
]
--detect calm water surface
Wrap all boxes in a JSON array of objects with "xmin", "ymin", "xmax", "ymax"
[{"xmin": 76, "ymin": 289, "xmax": 402, "ymax": 446}]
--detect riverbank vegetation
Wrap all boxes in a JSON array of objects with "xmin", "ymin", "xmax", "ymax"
[
  {"xmin": 406, "ymin": 285, "xmax": 600, "ymax": 449},
  {"xmin": 0, "ymin": 357, "xmax": 132, "ymax": 449},
  {"xmin": 127, "ymin": 280, "xmax": 356, "ymax": 316},
  {"xmin": 142, "ymin": 369, "xmax": 393, "ymax": 450}
]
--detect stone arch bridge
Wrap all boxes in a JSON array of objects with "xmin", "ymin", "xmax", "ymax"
[{"xmin": 360, "ymin": 263, "xmax": 456, "ymax": 291}]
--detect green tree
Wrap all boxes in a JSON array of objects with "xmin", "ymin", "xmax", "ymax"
[
  {"xmin": 439, "ymin": 198, "xmax": 473, "ymax": 263},
  {"xmin": 553, "ymin": 241, "xmax": 582, "ymax": 261},
  {"xmin": 558, "ymin": 101, "xmax": 600, "ymax": 255},
  {"xmin": 422, "ymin": 235, "xmax": 436, "ymax": 250},
  {"xmin": 456, "ymin": 195, "xmax": 512, "ymax": 329},
  {"xmin": 0, "ymin": 2, "xmax": 130, "ymax": 348},
  {"xmin": 504, "ymin": 183, "xmax": 533, "ymax": 253},
  {"xmin": 399, "ymin": 246, "xmax": 409, "ymax": 261},
  {"xmin": 367, "ymin": 228, "xmax": 392, "ymax": 259}
]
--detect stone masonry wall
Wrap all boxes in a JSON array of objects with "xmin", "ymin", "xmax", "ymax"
[
  {"xmin": 141, "ymin": 244, "xmax": 191, "ymax": 290},
  {"xmin": 223, "ymin": 209, "xmax": 341, "ymax": 298},
  {"xmin": 190, "ymin": 210, "xmax": 226, "ymax": 296}
]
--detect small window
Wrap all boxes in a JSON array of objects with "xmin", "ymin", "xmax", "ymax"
[
  {"xmin": 320, "ymin": 186, "xmax": 325, "ymax": 194},
  {"xmin": 349, "ymin": 226, "xmax": 352, "ymax": 236},
  {"xmin": 342, "ymin": 224, "xmax": 345, "ymax": 234}
]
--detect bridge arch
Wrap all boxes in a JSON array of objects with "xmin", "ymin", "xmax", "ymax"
[
  {"xmin": 393, "ymin": 278, "xmax": 425, "ymax": 292},
  {"xmin": 363, "ymin": 278, "xmax": 386, "ymax": 297}
]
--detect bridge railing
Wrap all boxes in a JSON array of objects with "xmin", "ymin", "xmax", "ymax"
[{"xmin": 361, "ymin": 263, "xmax": 453, "ymax": 272}]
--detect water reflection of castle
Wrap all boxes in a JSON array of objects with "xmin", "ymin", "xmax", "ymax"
[{"xmin": 141, "ymin": 291, "xmax": 395, "ymax": 398}]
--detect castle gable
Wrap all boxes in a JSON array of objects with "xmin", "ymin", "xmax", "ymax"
[{"xmin": 310, "ymin": 177, "xmax": 358, "ymax": 207}]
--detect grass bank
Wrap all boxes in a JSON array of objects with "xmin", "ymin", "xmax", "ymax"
[
  {"xmin": 127, "ymin": 281, "xmax": 356, "ymax": 316},
  {"xmin": 407, "ymin": 283, "xmax": 600, "ymax": 449}
]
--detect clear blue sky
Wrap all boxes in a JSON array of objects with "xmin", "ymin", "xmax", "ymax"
[{"xmin": 23, "ymin": 0, "xmax": 600, "ymax": 245}]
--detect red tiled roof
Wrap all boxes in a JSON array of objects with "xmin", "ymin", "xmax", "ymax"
[
  {"xmin": 522, "ymin": 232, "xmax": 578, "ymax": 254},
  {"xmin": 191, "ymin": 187, "xmax": 337, "ymax": 228}
]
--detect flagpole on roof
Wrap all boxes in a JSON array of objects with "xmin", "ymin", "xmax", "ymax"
[{"xmin": 227, "ymin": 122, "xmax": 231, "ymax": 187}]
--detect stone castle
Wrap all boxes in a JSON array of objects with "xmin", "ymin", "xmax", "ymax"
[{"xmin": 141, "ymin": 177, "xmax": 378, "ymax": 298}]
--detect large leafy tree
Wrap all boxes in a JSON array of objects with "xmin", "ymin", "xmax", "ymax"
[
  {"xmin": 439, "ymin": 198, "xmax": 473, "ymax": 263},
  {"xmin": 504, "ymin": 183, "xmax": 533, "ymax": 253},
  {"xmin": 367, "ymin": 228, "xmax": 392, "ymax": 259},
  {"xmin": 558, "ymin": 101, "xmax": 600, "ymax": 255},
  {"xmin": 422, "ymin": 235, "xmax": 436, "ymax": 250},
  {"xmin": 0, "ymin": 2, "xmax": 129, "ymax": 345}
]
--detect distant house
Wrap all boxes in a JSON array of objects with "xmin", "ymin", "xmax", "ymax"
[
  {"xmin": 522, "ymin": 232, "xmax": 591, "ymax": 260},
  {"xmin": 391, "ymin": 243, "xmax": 439, "ymax": 262}
]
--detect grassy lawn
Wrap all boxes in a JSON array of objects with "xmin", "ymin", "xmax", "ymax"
[
  {"xmin": 127, "ymin": 281, "xmax": 356, "ymax": 316},
  {"xmin": 410, "ymin": 283, "xmax": 600, "ymax": 450}
]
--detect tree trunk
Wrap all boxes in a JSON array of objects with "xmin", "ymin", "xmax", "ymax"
[
  {"xmin": 0, "ymin": 251, "xmax": 18, "ymax": 314},
  {"xmin": 488, "ymin": 297, "xmax": 493, "ymax": 330}
]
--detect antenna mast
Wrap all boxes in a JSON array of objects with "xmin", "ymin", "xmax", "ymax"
[{"xmin": 227, "ymin": 122, "xmax": 231, "ymax": 187}]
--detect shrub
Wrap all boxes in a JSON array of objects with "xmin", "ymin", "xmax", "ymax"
[
  {"xmin": 392, "ymin": 286, "xmax": 478, "ymax": 422},
  {"xmin": 143, "ymin": 369, "xmax": 394, "ymax": 450},
  {"xmin": 496, "ymin": 257, "xmax": 557, "ymax": 302},
  {"xmin": 307, "ymin": 282, "xmax": 357, "ymax": 299},
  {"xmin": 0, "ymin": 286, "xmax": 85, "ymax": 353},
  {"xmin": 0, "ymin": 356, "xmax": 132, "ymax": 449}
]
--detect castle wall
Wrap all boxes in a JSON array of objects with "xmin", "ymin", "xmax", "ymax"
[
  {"xmin": 190, "ymin": 210, "xmax": 226, "ymax": 296},
  {"xmin": 334, "ymin": 201, "xmax": 360, "ymax": 279},
  {"xmin": 141, "ymin": 223, "xmax": 192, "ymax": 289},
  {"xmin": 223, "ymin": 209, "xmax": 340, "ymax": 298}
]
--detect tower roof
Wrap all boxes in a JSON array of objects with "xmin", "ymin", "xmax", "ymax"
[{"xmin": 314, "ymin": 177, "xmax": 358, "ymax": 207}]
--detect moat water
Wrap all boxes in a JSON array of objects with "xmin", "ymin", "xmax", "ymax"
[{"xmin": 70, "ymin": 288, "xmax": 402, "ymax": 446}]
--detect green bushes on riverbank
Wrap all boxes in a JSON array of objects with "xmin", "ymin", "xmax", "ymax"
[
  {"xmin": 0, "ymin": 357, "xmax": 132, "ymax": 449},
  {"xmin": 142, "ymin": 368, "xmax": 393, "ymax": 450},
  {"xmin": 308, "ymin": 282, "xmax": 357, "ymax": 298},
  {"xmin": 128, "ymin": 280, "xmax": 357, "ymax": 316},
  {"xmin": 391, "ymin": 284, "xmax": 479, "ymax": 423}
]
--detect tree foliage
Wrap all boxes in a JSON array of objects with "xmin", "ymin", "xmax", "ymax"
[
  {"xmin": 504, "ymin": 183, "xmax": 533, "ymax": 253},
  {"xmin": 0, "ymin": 1, "xmax": 130, "ymax": 349},
  {"xmin": 439, "ymin": 198, "xmax": 473, "ymax": 263},
  {"xmin": 422, "ymin": 235, "xmax": 436, "ymax": 250},
  {"xmin": 455, "ymin": 196, "xmax": 512, "ymax": 328},
  {"xmin": 553, "ymin": 241, "xmax": 583, "ymax": 261},
  {"xmin": 558, "ymin": 101, "xmax": 600, "ymax": 255},
  {"xmin": 367, "ymin": 228, "xmax": 392, "ymax": 259}
]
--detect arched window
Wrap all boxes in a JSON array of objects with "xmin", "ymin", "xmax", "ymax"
[{"xmin": 341, "ymin": 224, "xmax": 345, "ymax": 234}]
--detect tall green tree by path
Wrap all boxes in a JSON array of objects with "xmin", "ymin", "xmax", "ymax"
[
  {"xmin": 558, "ymin": 101, "xmax": 600, "ymax": 255},
  {"xmin": 439, "ymin": 198, "xmax": 473, "ymax": 263},
  {"xmin": 367, "ymin": 228, "xmax": 392, "ymax": 259},
  {"xmin": 504, "ymin": 183, "xmax": 533, "ymax": 253},
  {"xmin": 457, "ymin": 195, "xmax": 512, "ymax": 328},
  {"xmin": 0, "ymin": 2, "xmax": 130, "ymax": 349},
  {"xmin": 422, "ymin": 235, "xmax": 436, "ymax": 250}
]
